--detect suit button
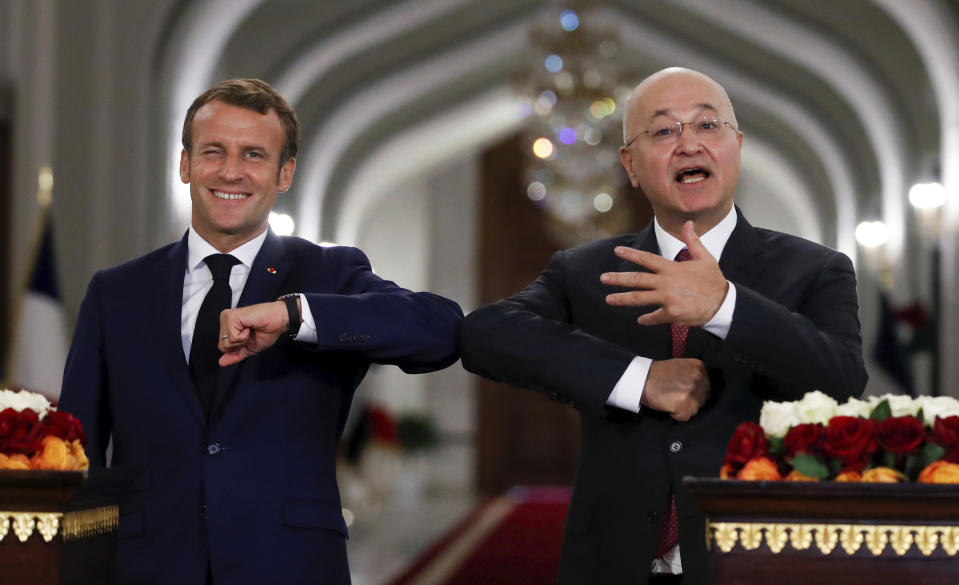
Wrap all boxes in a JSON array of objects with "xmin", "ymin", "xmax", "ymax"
[
  {"xmin": 200, "ymin": 505, "xmax": 208, "ymax": 520},
  {"xmin": 549, "ymin": 392, "xmax": 560, "ymax": 401},
  {"xmin": 207, "ymin": 443, "xmax": 222, "ymax": 455},
  {"xmin": 647, "ymin": 511, "xmax": 659, "ymax": 523},
  {"xmin": 669, "ymin": 441, "xmax": 683, "ymax": 453}
]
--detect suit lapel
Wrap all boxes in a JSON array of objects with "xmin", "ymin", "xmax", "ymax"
[
  {"xmin": 153, "ymin": 233, "xmax": 207, "ymax": 425},
  {"xmin": 717, "ymin": 207, "xmax": 763, "ymax": 289},
  {"xmin": 210, "ymin": 230, "xmax": 291, "ymax": 421},
  {"xmin": 684, "ymin": 207, "xmax": 762, "ymax": 358},
  {"xmin": 236, "ymin": 230, "xmax": 291, "ymax": 308}
]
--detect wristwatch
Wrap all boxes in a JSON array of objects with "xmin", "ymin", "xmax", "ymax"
[{"xmin": 278, "ymin": 294, "xmax": 302, "ymax": 338}]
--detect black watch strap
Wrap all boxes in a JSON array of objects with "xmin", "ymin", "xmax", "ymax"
[{"xmin": 280, "ymin": 294, "xmax": 302, "ymax": 338}]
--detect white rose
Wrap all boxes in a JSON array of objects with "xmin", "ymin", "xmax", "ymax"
[
  {"xmin": 795, "ymin": 390, "xmax": 838, "ymax": 425},
  {"xmin": 0, "ymin": 388, "xmax": 52, "ymax": 419},
  {"xmin": 871, "ymin": 394, "xmax": 920, "ymax": 418},
  {"xmin": 759, "ymin": 400, "xmax": 799, "ymax": 438},
  {"xmin": 917, "ymin": 396, "xmax": 959, "ymax": 426},
  {"xmin": 836, "ymin": 397, "xmax": 872, "ymax": 418}
]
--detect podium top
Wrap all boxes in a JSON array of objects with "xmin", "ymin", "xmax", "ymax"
[
  {"xmin": 684, "ymin": 477, "xmax": 959, "ymax": 523},
  {"xmin": 0, "ymin": 468, "xmax": 132, "ymax": 513}
]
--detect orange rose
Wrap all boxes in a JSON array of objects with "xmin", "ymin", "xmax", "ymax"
[
  {"xmin": 918, "ymin": 461, "xmax": 959, "ymax": 484},
  {"xmin": 31, "ymin": 435, "xmax": 69, "ymax": 469},
  {"xmin": 785, "ymin": 469, "xmax": 819, "ymax": 482},
  {"xmin": 720, "ymin": 464, "xmax": 736, "ymax": 479},
  {"xmin": 0, "ymin": 452, "xmax": 30, "ymax": 470},
  {"xmin": 737, "ymin": 457, "xmax": 782, "ymax": 481},
  {"xmin": 861, "ymin": 467, "xmax": 906, "ymax": 483},
  {"xmin": 835, "ymin": 470, "xmax": 863, "ymax": 482},
  {"xmin": 31, "ymin": 436, "xmax": 90, "ymax": 471}
]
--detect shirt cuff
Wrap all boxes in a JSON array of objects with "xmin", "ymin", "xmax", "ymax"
[
  {"xmin": 606, "ymin": 356, "xmax": 652, "ymax": 413},
  {"xmin": 293, "ymin": 293, "xmax": 318, "ymax": 343},
  {"xmin": 702, "ymin": 281, "xmax": 736, "ymax": 339}
]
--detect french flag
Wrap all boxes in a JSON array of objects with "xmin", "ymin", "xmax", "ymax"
[{"xmin": 7, "ymin": 210, "xmax": 68, "ymax": 401}]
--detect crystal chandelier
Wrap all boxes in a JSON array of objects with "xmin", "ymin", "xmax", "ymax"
[{"xmin": 520, "ymin": 1, "xmax": 632, "ymax": 246}]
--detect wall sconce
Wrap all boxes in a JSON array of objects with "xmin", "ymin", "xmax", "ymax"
[
  {"xmin": 855, "ymin": 220, "xmax": 891, "ymax": 290},
  {"xmin": 909, "ymin": 182, "xmax": 946, "ymax": 243},
  {"xmin": 269, "ymin": 212, "xmax": 295, "ymax": 236}
]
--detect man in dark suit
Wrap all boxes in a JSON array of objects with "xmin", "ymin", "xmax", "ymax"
[
  {"xmin": 59, "ymin": 79, "xmax": 462, "ymax": 585},
  {"xmin": 460, "ymin": 68, "xmax": 867, "ymax": 585}
]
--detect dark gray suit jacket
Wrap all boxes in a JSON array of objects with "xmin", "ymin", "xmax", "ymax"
[{"xmin": 460, "ymin": 208, "xmax": 866, "ymax": 585}]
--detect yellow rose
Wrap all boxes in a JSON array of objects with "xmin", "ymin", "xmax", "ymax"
[
  {"xmin": 68, "ymin": 439, "xmax": 90, "ymax": 470},
  {"xmin": 919, "ymin": 461, "xmax": 959, "ymax": 484},
  {"xmin": 861, "ymin": 467, "xmax": 906, "ymax": 483}
]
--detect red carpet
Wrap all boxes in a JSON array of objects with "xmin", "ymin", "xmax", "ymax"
[{"xmin": 388, "ymin": 486, "xmax": 571, "ymax": 585}]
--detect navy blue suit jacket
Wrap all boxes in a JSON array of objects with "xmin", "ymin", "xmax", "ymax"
[
  {"xmin": 60, "ymin": 230, "xmax": 462, "ymax": 584},
  {"xmin": 460, "ymin": 209, "xmax": 867, "ymax": 585}
]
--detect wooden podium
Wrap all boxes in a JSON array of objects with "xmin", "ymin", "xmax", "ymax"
[
  {"xmin": 0, "ymin": 469, "xmax": 130, "ymax": 585},
  {"xmin": 685, "ymin": 477, "xmax": 959, "ymax": 585}
]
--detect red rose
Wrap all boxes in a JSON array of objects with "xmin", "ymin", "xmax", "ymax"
[
  {"xmin": 366, "ymin": 406, "xmax": 398, "ymax": 444},
  {"xmin": 877, "ymin": 415, "xmax": 926, "ymax": 455},
  {"xmin": 784, "ymin": 423, "xmax": 824, "ymax": 458},
  {"xmin": 0, "ymin": 408, "xmax": 44, "ymax": 455},
  {"xmin": 931, "ymin": 416, "xmax": 959, "ymax": 463},
  {"xmin": 41, "ymin": 411, "xmax": 87, "ymax": 446},
  {"xmin": 723, "ymin": 422, "xmax": 768, "ymax": 473},
  {"xmin": 821, "ymin": 416, "xmax": 878, "ymax": 471}
]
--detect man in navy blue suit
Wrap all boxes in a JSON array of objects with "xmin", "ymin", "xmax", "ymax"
[
  {"xmin": 460, "ymin": 68, "xmax": 866, "ymax": 585},
  {"xmin": 59, "ymin": 79, "xmax": 462, "ymax": 585}
]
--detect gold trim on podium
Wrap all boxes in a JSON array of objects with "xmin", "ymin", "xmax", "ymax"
[
  {"xmin": 0, "ymin": 506, "xmax": 118, "ymax": 543},
  {"xmin": 707, "ymin": 521, "xmax": 959, "ymax": 557},
  {"xmin": 62, "ymin": 506, "xmax": 119, "ymax": 541}
]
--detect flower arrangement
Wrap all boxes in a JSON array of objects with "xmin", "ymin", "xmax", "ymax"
[
  {"xmin": 0, "ymin": 388, "xmax": 88, "ymax": 471},
  {"xmin": 721, "ymin": 391, "xmax": 959, "ymax": 483}
]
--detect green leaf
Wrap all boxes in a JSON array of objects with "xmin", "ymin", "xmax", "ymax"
[
  {"xmin": 881, "ymin": 450, "xmax": 896, "ymax": 469},
  {"xmin": 791, "ymin": 454, "xmax": 829, "ymax": 479},
  {"xmin": 870, "ymin": 399, "xmax": 892, "ymax": 422},
  {"xmin": 917, "ymin": 407, "xmax": 926, "ymax": 426},
  {"xmin": 904, "ymin": 454, "xmax": 923, "ymax": 482},
  {"xmin": 768, "ymin": 437, "xmax": 785, "ymax": 456},
  {"xmin": 396, "ymin": 414, "xmax": 440, "ymax": 453},
  {"xmin": 828, "ymin": 458, "xmax": 842, "ymax": 476},
  {"xmin": 922, "ymin": 442, "xmax": 946, "ymax": 466}
]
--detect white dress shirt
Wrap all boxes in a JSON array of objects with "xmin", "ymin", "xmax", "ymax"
[
  {"xmin": 605, "ymin": 207, "xmax": 738, "ymax": 412},
  {"xmin": 180, "ymin": 228, "xmax": 318, "ymax": 362}
]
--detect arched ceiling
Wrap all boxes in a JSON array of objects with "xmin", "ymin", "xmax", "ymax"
[{"xmin": 155, "ymin": 0, "xmax": 957, "ymax": 267}]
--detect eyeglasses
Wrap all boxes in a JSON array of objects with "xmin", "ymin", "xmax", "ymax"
[{"xmin": 624, "ymin": 116, "xmax": 737, "ymax": 148}]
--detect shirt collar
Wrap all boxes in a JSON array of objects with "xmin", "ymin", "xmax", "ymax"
[
  {"xmin": 187, "ymin": 228, "xmax": 268, "ymax": 273},
  {"xmin": 653, "ymin": 206, "xmax": 737, "ymax": 262}
]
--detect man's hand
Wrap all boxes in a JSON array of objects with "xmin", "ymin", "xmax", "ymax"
[
  {"xmin": 642, "ymin": 358, "xmax": 710, "ymax": 422},
  {"xmin": 218, "ymin": 300, "xmax": 290, "ymax": 366},
  {"xmin": 601, "ymin": 221, "xmax": 728, "ymax": 327}
]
